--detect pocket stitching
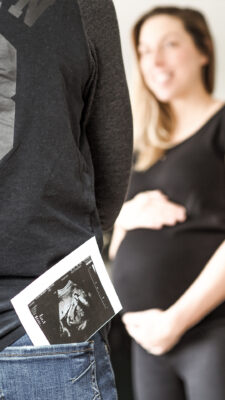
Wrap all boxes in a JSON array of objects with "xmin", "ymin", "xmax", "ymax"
[
  {"xmin": 90, "ymin": 349, "xmax": 101, "ymax": 400},
  {"xmin": 0, "ymin": 348, "xmax": 93, "ymax": 357},
  {"xmin": 70, "ymin": 360, "xmax": 95, "ymax": 384}
]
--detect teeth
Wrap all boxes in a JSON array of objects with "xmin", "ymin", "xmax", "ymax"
[{"xmin": 155, "ymin": 73, "xmax": 172, "ymax": 83}]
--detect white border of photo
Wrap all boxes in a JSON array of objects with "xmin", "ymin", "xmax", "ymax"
[{"xmin": 11, "ymin": 237, "xmax": 122, "ymax": 346}]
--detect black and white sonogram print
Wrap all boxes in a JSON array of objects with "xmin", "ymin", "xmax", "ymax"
[
  {"xmin": 58, "ymin": 280, "xmax": 90, "ymax": 338},
  {"xmin": 28, "ymin": 257, "xmax": 115, "ymax": 344}
]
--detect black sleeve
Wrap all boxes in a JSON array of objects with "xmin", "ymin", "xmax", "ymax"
[
  {"xmin": 215, "ymin": 108, "xmax": 225, "ymax": 154},
  {"xmin": 78, "ymin": 0, "xmax": 133, "ymax": 231},
  {"xmin": 218, "ymin": 126, "xmax": 225, "ymax": 154}
]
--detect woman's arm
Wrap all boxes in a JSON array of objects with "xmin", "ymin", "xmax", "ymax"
[
  {"xmin": 109, "ymin": 224, "xmax": 126, "ymax": 260},
  {"xmin": 168, "ymin": 239, "xmax": 225, "ymax": 335},
  {"xmin": 123, "ymin": 240, "xmax": 225, "ymax": 355}
]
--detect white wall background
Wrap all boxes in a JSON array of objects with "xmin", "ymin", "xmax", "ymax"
[{"xmin": 113, "ymin": 0, "xmax": 225, "ymax": 100}]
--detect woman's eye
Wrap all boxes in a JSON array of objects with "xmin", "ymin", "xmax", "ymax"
[
  {"xmin": 164, "ymin": 41, "xmax": 178, "ymax": 48},
  {"xmin": 138, "ymin": 48, "xmax": 152, "ymax": 57}
]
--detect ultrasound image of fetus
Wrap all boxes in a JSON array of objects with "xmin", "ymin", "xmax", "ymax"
[{"xmin": 57, "ymin": 280, "xmax": 91, "ymax": 339}]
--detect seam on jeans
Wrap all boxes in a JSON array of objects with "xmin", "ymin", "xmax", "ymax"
[
  {"xmin": 90, "ymin": 352, "xmax": 101, "ymax": 400},
  {"xmin": 0, "ymin": 348, "xmax": 93, "ymax": 358},
  {"xmin": 91, "ymin": 363, "xmax": 101, "ymax": 400},
  {"xmin": 104, "ymin": 343, "xmax": 110, "ymax": 356},
  {"xmin": 70, "ymin": 360, "xmax": 95, "ymax": 384},
  {"xmin": 92, "ymin": 393, "xmax": 101, "ymax": 400}
]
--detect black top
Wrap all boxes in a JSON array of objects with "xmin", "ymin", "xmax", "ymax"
[
  {"xmin": 113, "ymin": 105, "xmax": 225, "ymax": 323},
  {"xmin": 0, "ymin": 0, "xmax": 133, "ymax": 350}
]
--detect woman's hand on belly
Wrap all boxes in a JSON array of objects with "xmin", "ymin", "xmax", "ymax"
[
  {"xmin": 122, "ymin": 308, "xmax": 183, "ymax": 356},
  {"xmin": 115, "ymin": 190, "xmax": 186, "ymax": 231},
  {"xmin": 109, "ymin": 190, "xmax": 186, "ymax": 259}
]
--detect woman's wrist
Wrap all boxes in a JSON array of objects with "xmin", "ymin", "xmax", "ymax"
[
  {"xmin": 165, "ymin": 241, "xmax": 225, "ymax": 337},
  {"xmin": 165, "ymin": 304, "xmax": 191, "ymax": 338},
  {"xmin": 115, "ymin": 199, "xmax": 134, "ymax": 230}
]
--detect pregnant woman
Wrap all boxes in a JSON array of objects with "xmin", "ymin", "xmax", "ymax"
[{"xmin": 110, "ymin": 6, "xmax": 225, "ymax": 400}]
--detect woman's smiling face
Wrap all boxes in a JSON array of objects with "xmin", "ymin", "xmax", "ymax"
[{"xmin": 138, "ymin": 15, "xmax": 209, "ymax": 103}]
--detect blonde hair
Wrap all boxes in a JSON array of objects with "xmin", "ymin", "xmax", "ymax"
[{"xmin": 132, "ymin": 6, "xmax": 215, "ymax": 171}]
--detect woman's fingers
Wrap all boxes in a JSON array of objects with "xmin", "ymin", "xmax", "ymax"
[
  {"xmin": 141, "ymin": 201, "xmax": 186, "ymax": 228},
  {"xmin": 115, "ymin": 190, "xmax": 187, "ymax": 230},
  {"xmin": 161, "ymin": 201, "xmax": 186, "ymax": 223},
  {"xmin": 135, "ymin": 190, "xmax": 167, "ymax": 203}
]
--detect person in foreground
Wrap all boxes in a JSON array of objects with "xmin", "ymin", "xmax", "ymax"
[
  {"xmin": 0, "ymin": 0, "xmax": 133, "ymax": 398},
  {"xmin": 110, "ymin": 6, "xmax": 225, "ymax": 400}
]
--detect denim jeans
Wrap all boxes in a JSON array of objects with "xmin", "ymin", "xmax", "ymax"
[{"xmin": 0, "ymin": 331, "xmax": 117, "ymax": 400}]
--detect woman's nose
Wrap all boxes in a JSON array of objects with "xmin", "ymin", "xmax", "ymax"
[{"xmin": 152, "ymin": 48, "xmax": 165, "ymax": 67}]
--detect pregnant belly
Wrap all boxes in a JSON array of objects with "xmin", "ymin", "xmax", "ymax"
[{"xmin": 112, "ymin": 229, "xmax": 223, "ymax": 313}]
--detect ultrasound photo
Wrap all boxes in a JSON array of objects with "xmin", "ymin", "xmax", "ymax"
[{"xmin": 28, "ymin": 257, "xmax": 115, "ymax": 344}]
